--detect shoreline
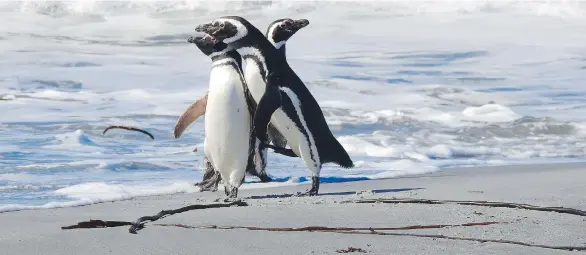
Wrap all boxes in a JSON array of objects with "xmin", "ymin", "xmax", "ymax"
[
  {"xmin": 3, "ymin": 159, "xmax": 586, "ymax": 214},
  {"xmin": 1, "ymin": 162, "xmax": 585, "ymax": 254}
]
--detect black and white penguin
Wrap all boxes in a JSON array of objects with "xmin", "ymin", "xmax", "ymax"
[
  {"xmin": 261, "ymin": 18, "xmax": 309, "ymax": 149},
  {"xmin": 186, "ymin": 34, "xmax": 254, "ymax": 198},
  {"xmin": 175, "ymin": 18, "xmax": 310, "ymax": 147},
  {"xmin": 175, "ymin": 19, "xmax": 310, "ymax": 188},
  {"xmin": 195, "ymin": 16, "xmax": 354, "ymax": 196}
]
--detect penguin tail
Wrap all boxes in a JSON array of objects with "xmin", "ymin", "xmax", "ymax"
[{"xmin": 322, "ymin": 137, "xmax": 354, "ymax": 169}]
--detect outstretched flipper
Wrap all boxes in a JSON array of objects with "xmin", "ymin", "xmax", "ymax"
[
  {"xmin": 174, "ymin": 93, "xmax": 208, "ymax": 138},
  {"xmin": 253, "ymin": 73, "xmax": 283, "ymax": 144},
  {"xmin": 262, "ymin": 143, "xmax": 297, "ymax": 157}
]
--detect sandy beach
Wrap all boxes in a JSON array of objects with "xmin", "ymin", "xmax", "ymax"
[{"xmin": 1, "ymin": 162, "xmax": 585, "ymax": 255}]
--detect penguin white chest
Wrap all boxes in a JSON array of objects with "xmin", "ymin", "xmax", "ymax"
[
  {"xmin": 243, "ymin": 60, "xmax": 266, "ymax": 102},
  {"xmin": 243, "ymin": 58, "xmax": 302, "ymax": 155},
  {"xmin": 204, "ymin": 65, "xmax": 250, "ymax": 187}
]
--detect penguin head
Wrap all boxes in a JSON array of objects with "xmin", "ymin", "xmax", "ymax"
[
  {"xmin": 187, "ymin": 34, "xmax": 228, "ymax": 56},
  {"xmin": 266, "ymin": 18, "xmax": 309, "ymax": 49},
  {"xmin": 194, "ymin": 16, "xmax": 251, "ymax": 44}
]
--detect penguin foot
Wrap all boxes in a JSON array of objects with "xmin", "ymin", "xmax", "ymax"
[
  {"xmin": 224, "ymin": 185, "xmax": 239, "ymax": 198},
  {"xmin": 294, "ymin": 190, "xmax": 317, "ymax": 197},
  {"xmin": 257, "ymin": 173, "xmax": 273, "ymax": 183},
  {"xmin": 222, "ymin": 197, "xmax": 242, "ymax": 203},
  {"xmin": 196, "ymin": 181, "xmax": 219, "ymax": 192},
  {"xmin": 295, "ymin": 176, "xmax": 320, "ymax": 197},
  {"xmin": 195, "ymin": 171, "xmax": 221, "ymax": 192}
]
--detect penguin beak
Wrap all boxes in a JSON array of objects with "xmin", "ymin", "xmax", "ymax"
[
  {"xmin": 188, "ymin": 30, "xmax": 209, "ymax": 43},
  {"xmin": 201, "ymin": 34, "xmax": 218, "ymax": 45},
  {"xmin": 294, "ymin": 19, "xmax": 310, "ymax": 29},
  {"xmin": 186, "ymin": 33, "xmax": 217, "ymax": 46},
  {"xmin": 195, "ymin": 23, "xmax": 214, "ymax": 34}
]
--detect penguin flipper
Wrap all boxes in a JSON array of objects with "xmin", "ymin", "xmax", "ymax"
[
  {"xmin": 322, "ymin": 137, "xmax": 355, "ymax": 168},
  {"xmin": 253, "ymin": 85, "xmax": 282, "ymax": 143},
  {"xmin": 174, "ymin": 93, "xmax": 208, "ymax": 138},
  {"xmin": 262, "ymin": 143, "xmax": 298, "ymax": 158}
]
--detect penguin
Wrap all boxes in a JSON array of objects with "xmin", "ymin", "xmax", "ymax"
[
  {"xmin": 195, "ymin": 16, "xmax": 354, "ymax": 196},
  {"xmin": 186, "ymin": 34, "xmax": 254, "ymax": 198},
  {"xmin": 174, "ymin": 18, "xmax": 310, "ymax": 146},
  {"xmin": 261, "ymin": 18, "xmax": 310, "ymax": 149},
  {"xmin": 174, "ymin": 19, "xmax": 309, "ymax": 188}
]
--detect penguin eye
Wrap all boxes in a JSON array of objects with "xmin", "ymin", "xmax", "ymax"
[
  {"xmin": 219, "ymin": 22, "xmax": 225, "ymax": 28},
  {"xmin": 284, "ymin": 20, "xmax": 293, "ymax": 26}
]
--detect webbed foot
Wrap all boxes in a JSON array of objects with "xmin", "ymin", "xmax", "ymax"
[
  {"xmin": 224, "ymin": 185, "xmax": 239, "ymax": 199},
  {"xmin": 222, "ymin": 197, "xmax": 242, "ymax": 203},
  {"xmin": 294, "ymin": 176, "xmax": 319, "ymax": 197},
  {"xmin": 258, "ymin": 173, "xmax": 273, "ymax": 183}
]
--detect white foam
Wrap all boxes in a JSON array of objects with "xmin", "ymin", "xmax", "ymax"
[
  {"xmin": 462, "ymin": 104, "xmax": 521, "ymax": 123},
  {"xmin": 0, "ymin": 181, "xmax": 298, "ymax": 213},
  {"xmin": 1, "ymin": 94, "xmax": 16, "ymax": 100},
  {"xmin": 367, "ymin": 160, "xmax": 440, "ymax": 179},
  {"xmin": 338, "ymin": 136, "xmax": 404, "ymax": 158},
  {"xmin": 54, "ymin": 182, "xmax": 199, "ymax": 202},
  {"xmin": 0, "ymin": 181, "xmax": 206, "ymax": 213},
  {"xmin": 43, "ymin": 129, "xmax": 103, "ymax": 152},
  {"xmin": 0, "ymin": 200, "xmax": 99, "ymax": 213},
  {"xmin": 424, "ymin": 145, "xmax": 501, "ymax": 159}
]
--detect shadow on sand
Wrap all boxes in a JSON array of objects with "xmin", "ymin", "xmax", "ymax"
[{"xmin": 244, "ymin": 187, "xmax": 424, "ymax": 200}]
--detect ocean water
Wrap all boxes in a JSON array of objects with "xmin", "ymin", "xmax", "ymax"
[{"xmin": 1, "ymin": 0, "xmax": 586, "ymax": 212}]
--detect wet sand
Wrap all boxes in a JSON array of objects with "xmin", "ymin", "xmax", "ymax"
[{"xmin": 1, "ymin": 162, "xmax": 585, "ymax": 254}]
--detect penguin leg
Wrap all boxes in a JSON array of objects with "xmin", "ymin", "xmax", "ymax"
[
  {"xmin": 195, "ymin": 157, "xmax": 221, "ymax": 192},
  {"xmin": 244, "ymin": 152, "xmax": 272, "ymax": 182},
  {"xmin": 292, "ymin": 137, "xmax": 322, "ymax": 197},
  {"xmin": 223, "ymin": 175, "xmax": 244, "ymax": 202},
  {"xmin": 197, "ymin": 173, "xmax": 221, "ymax": 192},
  {"xmin": 253, "ymin": 138, "xmax": 272, "ymax": 182},
  {"xmin": 246, "ymin": 127, "xmax": 273, "ymax": 182},
  {"xmin": 208, "ymin": 171, "xmax": 221, "ymax": 192},
  {"xmin": 295, "ymin": 171, "xmax": 321, "ymax": 197},
  {"xmin": 275, "ymin": 90, "xmax": 322, "ymax": 197},
  {"xmin": 225, "ymin": 186, "xmax": 239, "ymax": 199},
  {"xmin": 257, "ymin": 172, "xmax": 272, "ymax": 183},
  {"xmin": 299, "ymin": 176, "xmax": 320, "ymax": 196},
  {"xmin": 223, "ymin": 184, "xmax": 232, "ymax": 197}
]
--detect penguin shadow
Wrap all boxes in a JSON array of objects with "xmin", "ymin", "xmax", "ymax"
[
  {"xmin": 243, "ymin": 187, "xmax": 424, "ymax": 200},
  {"xmin": 240, "ymin": 176, "xmax": 424, "ymax": 200}
]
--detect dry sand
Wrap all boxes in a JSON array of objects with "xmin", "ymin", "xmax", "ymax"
[{"xmin": 1, "ymin": 162, "xmax": 585, "ymax": 254}]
